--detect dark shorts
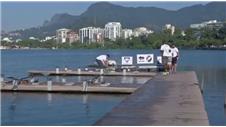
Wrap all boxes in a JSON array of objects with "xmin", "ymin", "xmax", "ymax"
[
  {"xmin": 96, "ymin": 59, "xmax": 106, "ymax": 68},
  {"xmin": 172, "ymin": 57, "xmax": 178, "ymax": 65}
]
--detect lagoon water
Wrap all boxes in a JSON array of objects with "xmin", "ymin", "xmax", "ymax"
[{"xmin": 1, "ymin": 49, "xmax": 226, "ymax": 125}]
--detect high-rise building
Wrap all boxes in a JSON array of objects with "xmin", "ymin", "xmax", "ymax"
[
  {"xmin": 122, "ymin": 29, "xmax": 133, "ymax": 39},
  {"xmin": 56, "ymin": 28, "xmax": 71, "ymax": 43},
  {"xmin": 164, "ymin": 24, "xmax": 175, "ymax": 35},
  {"xmin": 79, "ymin": 27, "xmax": 104, "ymax": 44},
  {"xmin": 67, "ymin": 31, "xmax": 79, "ymax": 43},
  {"xmin": 104, "ymin": 22, "xmax": 121, "ymax": 41}
]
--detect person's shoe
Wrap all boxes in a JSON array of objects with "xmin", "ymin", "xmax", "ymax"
[{"xmin": 162, "ymin": 72, "xmax": 168, "ymax": 76}]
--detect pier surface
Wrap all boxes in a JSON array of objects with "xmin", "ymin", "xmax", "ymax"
[{"xmin": 95, "ymin": 71, "xmax": 209, "ymax": 125}]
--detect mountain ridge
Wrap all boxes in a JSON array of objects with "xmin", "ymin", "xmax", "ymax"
[{"xmin": 11, "ymin": 2, "xmax": 226, "ymax": 39}]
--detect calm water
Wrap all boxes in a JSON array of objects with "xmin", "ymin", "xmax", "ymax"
[{"xmin": 1, "ymin": 49, "xmax": 226, "ymax": 125}]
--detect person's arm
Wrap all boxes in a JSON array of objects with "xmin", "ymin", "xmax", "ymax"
[
  {"xmin": 160, "ymin": 46, "xmax": 163, "ymax": 56},
  {"xmin": 176, "ymin": 48, "xmax": 179, "ymax": 59}
]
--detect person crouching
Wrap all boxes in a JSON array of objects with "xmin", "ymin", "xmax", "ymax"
[{"xmin": 96, "ymin": 54, "xmax": 110, "ymax": 68}]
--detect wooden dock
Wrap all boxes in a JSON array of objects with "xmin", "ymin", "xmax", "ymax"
[
  {"xmin": 28, "ymin": 70, "xmax": 156, "ymax": 77},
  {"xmin": 1, "ymin": 84, "xmax": 137, "ymax": 94},
  {"xmin": 95, "ymin": 71, "xmax": 209, "ymax": 125}
]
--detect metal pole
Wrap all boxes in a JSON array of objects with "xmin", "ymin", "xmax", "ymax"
[
  {"xmin": 224, "ymin": 94, "xmax": 226, "ymax": 108},
  {"xmin": 200, "ymin": 73, "xmax": 204, "ymax": 94}
]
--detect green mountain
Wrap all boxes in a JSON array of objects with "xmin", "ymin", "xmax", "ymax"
[{"xmin": 11, "ymin": 2, "xmax": 226, "ymax": 39}]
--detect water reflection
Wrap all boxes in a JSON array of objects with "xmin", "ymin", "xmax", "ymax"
[
  {"xmin": 121, "ymin": 76, "xmax": 134, "ymax": 84},
  {"xmin": 2, "ymin": 92, "xmax": 125, "ymax": 125},
  {"xmin": 47, "ymin": 93, "xmax": 52, "ymax": 105},
  {"xmin": 82, "ymin": 94, "xmax": 90, "ymax": 118},
  {"xmin": 8, "ymin": 93, "xmax": 19, "ymax": 123}
]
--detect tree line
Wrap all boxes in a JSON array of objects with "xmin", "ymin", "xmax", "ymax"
[{"xmin": 2, "ymin": 24, "xmax": 226, "ymax": 49}]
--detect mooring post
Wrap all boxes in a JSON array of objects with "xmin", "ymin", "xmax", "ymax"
[
  {"xmin": 78, "ymin": 68, "xmax": 81, "ymax": 75},
  {"xmin": 47, "ymin": 79, "xmax": 52, "ymax": 91},
  {"xmin": 0, "ymin": 76, "xmax": 4, "ymax": 85},
  {"xmin": 56, "ymin": 67, "xmax": 59, "ymax": 74},
  {"xmin": 100, "ymin": 69, "xmax": 104, "ymax": 75},
  {"xmin": 82, "ymin": 81, "xmax": 88, "ymax": 92},
  {"xmin": 64, "ymin": 67, "xmax": 68, "ymax": 72},
  {"xmin": 123, "ymin": 69, "xmax": 126, "ymax": 76}
]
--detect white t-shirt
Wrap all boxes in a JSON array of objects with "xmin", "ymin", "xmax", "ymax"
[
  {"xmin": 96, "ymin": 55, "xmax": 107, "ymax": 61},
  {"xmin": 171, "ymin": 47, "xmax": 179, "ymax": 58},
  {"xmin": 160, "ymin": 44, "xmax": 172, "ymax": 57}
]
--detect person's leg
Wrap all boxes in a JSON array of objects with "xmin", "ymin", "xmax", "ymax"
[
  {"xmin": 163, "ymin": 56, "xmax": 167, "ymax": 72},
  {"xmin": 168, "ymin": 56, "xmax": 172, "ymax": 74},
  {"xmin": 174, "ymin": 64, "xmax": 177, "ymax": 72},
  {"xmin": 173, "ymin": 57, "xmax": 178, "ymax": 73},
  {"xmin": 171, "ymin": 57, "xmax": 175, "ymax": 73}
]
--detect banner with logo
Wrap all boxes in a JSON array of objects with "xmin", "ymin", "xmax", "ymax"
[
  {"xmin": 121, "ymin": 56, "xmax": 133, "ymax": 65},
  {"xmin": 137, "ymin": 54, "xmax": 154, "ymax": 64}
]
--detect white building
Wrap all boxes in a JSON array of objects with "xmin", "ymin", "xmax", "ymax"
[
  {"xmin": 105, "ymin": 22, "xmax": 121, "ymax": 41},
  {"xmin": 181, "ymin": 31, "xmax": 186, "ymax": 36},
  {"xmin": 132, "ymin": 27, "xmax": 154, "ymax": 37},
  {"xmin": 79, "ymin": 27, "xmax": 104, "ymax": 44},
  {"xmin": 190, "ymin": 20, "xmax": 223, "ymax": 29},
  {"xmin": 29, "ymin": 37, "xmax": 39, "ymax": 40},
  {"xmin": 2, "ymin": 37, "xmax": 13, "ymax": 43},
  {"xmin": 67, "ymin": 32, "xmax": 79, "ymax": 43},
  {"xmin": 122, "ymin": 29, "xmax": 133, "ymax": 39},
  {"xmin": 164, "ymin": 24, "xmax": 175, "ymax": 35},
  {"xmin": 16, "ymin": 39, "xmax": 22, "ymax": 43},
  {"xmin": 56, "ymin": 28, "xmax": 71, "ymax": 43}
]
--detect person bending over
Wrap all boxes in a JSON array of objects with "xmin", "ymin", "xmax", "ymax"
[{"xmin": 96, "ymin": 54, "xmax": 110, "ymax": 68}]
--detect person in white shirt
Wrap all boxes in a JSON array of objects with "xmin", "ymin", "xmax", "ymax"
[
  {"xmin": 171, "ymin": 44, "xmax": 179, "ymax": 73},
  {"xmin": 96, "ymin": 54, "xmax": 110, "ymax": 68},
  {"xmin": 160, "ymin": 43, "xmax": 172, "ymax": 73}
]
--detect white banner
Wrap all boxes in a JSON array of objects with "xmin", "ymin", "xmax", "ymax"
[
  {"xmin": 137, "ymin": 54, "xmax": 154, "ymax": 64},
  {"xmin": 121, "ymin": 56, "xmax": 133, "ymax": 65}
]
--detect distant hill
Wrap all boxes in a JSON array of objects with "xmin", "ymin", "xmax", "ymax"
[{"xmin": 10, "ymin": 2, "xmax": 226, "ymax": 39}]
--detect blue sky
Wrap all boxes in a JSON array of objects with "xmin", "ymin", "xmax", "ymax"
[{"xmin": 1, "ymin": 1, "xmax": 209, "ymax": 32}]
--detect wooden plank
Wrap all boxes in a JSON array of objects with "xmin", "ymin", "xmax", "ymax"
[
  {"xmin": 95, "ymin": 71, "xmax": 209, "ymax": 126},
  {"xmin": 28, "ymin": 70, "xmax": 156, "ymax": 77},
  {"xmin": 1, "ymin": 84, "xmax": 136, "ymax": 94}
]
